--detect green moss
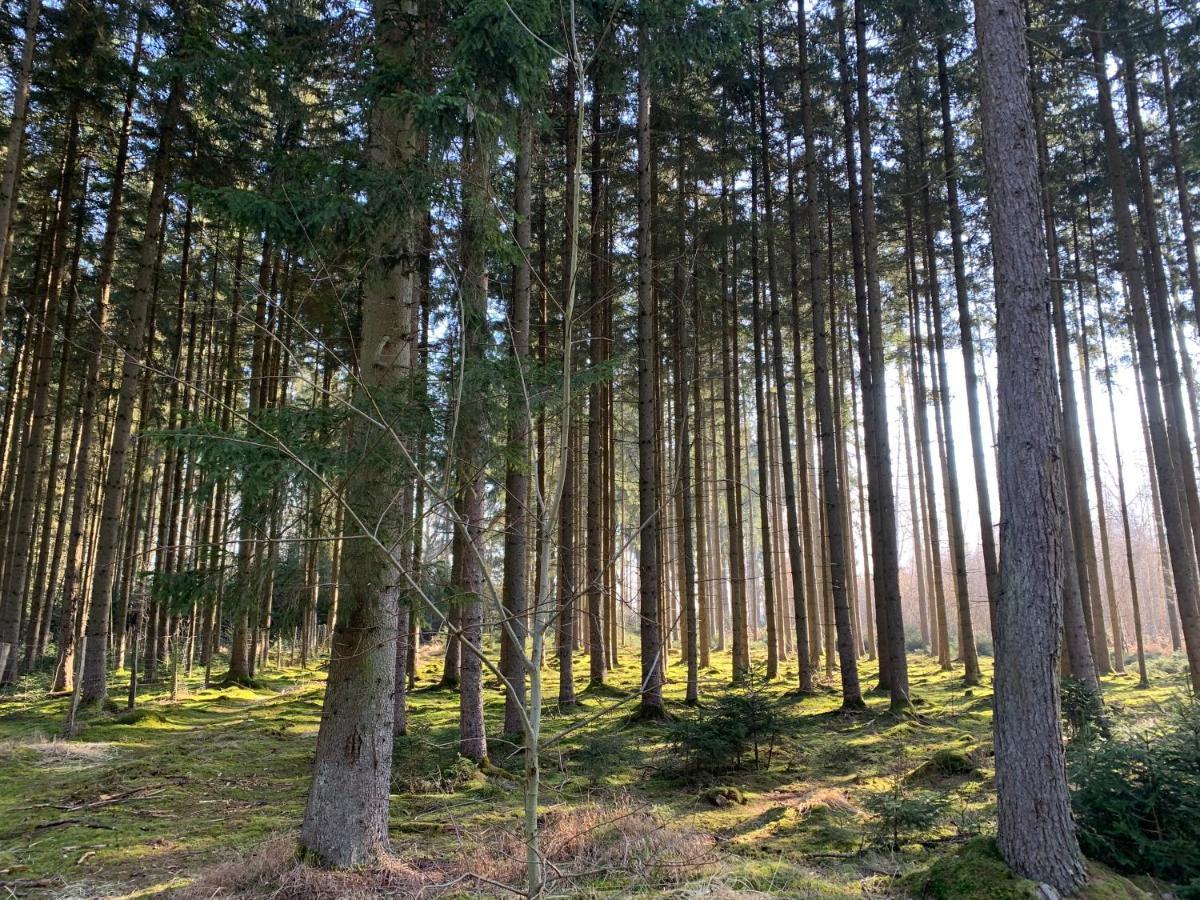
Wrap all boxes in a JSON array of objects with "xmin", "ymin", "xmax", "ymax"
[
  {"xmin": 1078, "ymin": 861, "xmax": 1158, "ymax": 899},
  {"xmin": 0, "ymin": 650, "xmax": 1191, "ymax": 897},
  {"xmin": 905, "ymin": 747, "xmax": 979, "ymax": 784},
  {"xmin": 903, "ymin": 838, "xmax": 1039, "ymax": 899}
]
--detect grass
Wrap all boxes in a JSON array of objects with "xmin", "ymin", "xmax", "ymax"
[{"xmin": 0, "ymin": 643, "xmax": 1189, "ymax": 898}]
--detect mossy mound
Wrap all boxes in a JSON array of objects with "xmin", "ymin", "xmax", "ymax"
[
  {"xmin": 903, "ymin": 838, "xmax": 1039, "ymax": 899},
  {"xmin": 906, "ymin": 841, "xmax": 1161, "ymax": 900},
  {"xmin": 108, "ymin": 707, "xmax": 163, "ymax": 726},
  {"xmin": 905, "ymin": 747, "xmax": 979, "ymax": 784},
  {"xmin": 1077, "ymin": 862, "xmax": 1158, "ymax": 900},
  {"xmin": 703, "ymin": 786, "xmax": 745, "ymax": 807}
]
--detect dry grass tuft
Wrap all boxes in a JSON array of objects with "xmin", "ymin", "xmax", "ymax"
[
  {"xmin": 181, "ymin": 799, "xmax": 718, "ymax": 899},
  {"xmin": 177, "ymin": 836, "xmax": 449, "ymax": 899},
  {"xmin": 465, "ymin": 795, "xmax": 719, "ymax": 892},
  {"xmin": 0, "ymin": 732, "xmax": 119, "ymax": 768},
  {"xmin": 795, "ymin": 788, "xmax": 858, "ymax": 816}
]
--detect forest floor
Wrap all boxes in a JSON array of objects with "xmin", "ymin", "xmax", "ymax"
[{"xmin": 0, "ymin": 643, "xmax": 1190, "ymax": 899}]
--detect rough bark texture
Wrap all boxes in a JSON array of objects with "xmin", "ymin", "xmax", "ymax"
[
  {"xmin": 973, "ymin": 0, "xmax": 1087, "ymax": 889},
  {"xmin": 299, "ymin": 0, "xmax": 420, "ymax": 866},
  {"xmin": 636, "ymin": 23, "xmax": 664, "ymax": 718}
]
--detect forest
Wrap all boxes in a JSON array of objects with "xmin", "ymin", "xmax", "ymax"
[{"xmin": 0, "ymin": 0, "xmax": 1198, "ymax": 895}]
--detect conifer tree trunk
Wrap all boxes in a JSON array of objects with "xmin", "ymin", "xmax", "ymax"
[
  {"xmin": 0, "ymin": 0, "xmax": 41, "ymax": 320},
  {"xmin": 915, "ymin": 101, "xmax": 979, "ymax": 684},
  {"xmin": 71, "ymin": 70, "xmax": 183, "ymax": 702},
  {"xmin": 906, "ymin": 222, "xmax": 951, "ymax": 671},
  {"xmin": 2, "ymin": 103, "xmax": 81, "ymax": 686},
  {"xmin": 936, "ymin": 40, "xmax": 998, "ymax": 633},
  {"xmin": 501, "ymin": 108, "xmax": 533, "ymax": 733},
  {"xmin": 755, "ymin": 19, "xmax": 810, "ymax": 689},
  {"xmin": 586, "ymin": 76, "xmax": 607, "ymax": 688},
  {"xmin": 719, "ymin": 172, "xmax": 749, "ymax": 679},
  {"xmin": 299, "ymin": 0, "xmax": 421, "ymax": 865},
  {"xmin": 1087, "ymin": 17, "xmax": 1200, "ymax": 692},
  {"xmin": 636, "ymin": 19, "xmax": 665, "ymax": 718},
  {"xmin": 974, "ymin": 0, "xmax": 1087, "ymax": 886},
  {"xmin": 979, "ymin": 0, "xmax": 1094, "ymax": 888},
  {"xmin": 853, "ymin": 0, "xmax": 908, "ymax": 705},
  {"xmin": 748, "ymin": 149, "xmax": 778, "ymax": 681},
  {"xmin": 458, "ymin": 118, "xmax": 491, "ymax": 757},
  {"xmin": 811, "ymin": 157, "xmax": 862, "ymax": 710}
]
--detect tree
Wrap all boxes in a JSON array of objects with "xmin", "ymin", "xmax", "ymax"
[
  {"xmin": 298, "ymin": 0, "xmax": 423, "ymax": 866},
  {"xmin": 973, "ymin": 0, "xmax": 1087, "ymax": 888}
]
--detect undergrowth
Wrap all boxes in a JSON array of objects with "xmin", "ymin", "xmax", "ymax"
[{"xmin": 0, "ymin": 648, "xmax": 1190, "ymax": 897}]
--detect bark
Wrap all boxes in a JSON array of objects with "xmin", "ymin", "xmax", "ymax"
[
  {"xmin": 936, "ymin": 39, "xmax": 999, "ymax": 633},
  {"xmin": 636, "ymin": 21, "xmax": 665, "ymax": 718},
  {"xmin": 1087, "ymin": 17, "xmax": 1200, "ymax": 693},
  {"xmin": 2, "ymin": 101, "xmax": 82, "ymax": 684},
  {"xmin": 585, "ymin": 75, "xmax": 607, "ymax": 688},
  {"xmin": 457, "ymin": 120, "xmax": 490, "ymax": 759},
  {"xmin": 915, "ymin": 93, "xmax": 979, "ymax": 684},
  {"xmin": 0, "ymin": 0, "xmax": 42, "ymax": 319},
  {"xmin": 720, "ymin": 169, "xmax": 749, "ymax": 679},
  {"xmin": 853, "ymin": 0, "xmax": 908, "ymax": 705},
  {"xmin": 748, "ymin": 148, "xmax": 778, "ymax": 681},
  {"xmin": 973, "ymin": 0, "xmax": 1087, "ymax": 887},
  {"xmin": 299, "ymin": 0, "xmax": 421, "ymax": 866},
  {"xmin": 755, "ymin": 19, "xmax": 810, "ymax": 689},
  {"xmin": 811, "ymin": 132, "xmax": 863, "ymax": 710},
  {"xmin": 501, "ymin": 108, "xmax": 533, "ymax": 733}
]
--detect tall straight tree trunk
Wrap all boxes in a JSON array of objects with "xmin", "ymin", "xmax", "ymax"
[
  {"xmin": 299, "ymin": 0, "xmax": 421, "ymax": 865},
  {"xmin": 674, "ymin": 230, "xmax": 698, "ymax": 705},
  {"xmin": 0, "ymin": 0, "xmax": 41, "ymax": 320},
  {"xmin": 834, "ymin": 0, "xmax": 888, "ymax": 690},
  {"xmin": 556, "ymin": 64, "xmax": 580, "ymax": 709},
  {"xmin": 501, "ymin": 108, "xmax": 533, "ymax": 734},
  {"xmin": 915, "ymin": 98, "xmax": 979, "ymax": 684},
  {"xmin": 853, "ymin": 0, "xmax": 908, "ymax": 706},
  {"xmin": 1123, "ymin": 45, "xmax": 1200, "ymax": 589},
  {"xmin": 719, "ymin": 170, "xmax": 749, "ymax": 679},
  {"xmin": 585, "ymin": 73, "xmax": 607, "ymax": 688},
  {"xmin": 1096, "ymin": 293, "xmax": 1148, "ymax": 685},
  {"xmin": 1031, "ymin": 76, "xmax": 1109, "ymax": 675},
  {"xmin": 936, "ymin": 39, "xmax": 998, "ymax": 633},
  {"xmin": 906, "ymin": 216, "xmax": 951, "ymax": 671},
  {"xmin": 636, "ymin": 20, "xmax": 665, "ymax": 719},
  {"xmin": 693, "ymin": 288, "xmax": 710, "ymax": 672},
  {"xmin": 748, "ymin": 148, "xmax": 778, "ymax": 681},
  {"xmin": 1072, "ymin": 223, "xmax": 1125, "ymax": 673},
  {"xmin": 811, "ymin": 137, "xmax": 863, "ymax": 710},
  {"xmin": 71, "ymin": 70, "xmax": 182, "ymax": 702},
  {"xmin": 1, "ymin": 103, "xmax": 82, "ymax": 685},
  {"xmin": 755, "ymin": 18, "xmax": 810, "ymax": 690},
  {"xmin": 975, "ymin": 0, "xmax": 1088, "ymax": 887},
  {"xmin": 899, "ymin": 366, "xmax": 929, "ymax": 650},
  {"xmin": 1087, "ymin": 17, "xmax": 1200, "ymax": 693}
]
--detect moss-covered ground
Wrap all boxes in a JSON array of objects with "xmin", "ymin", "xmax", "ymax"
[{"xmin": 0, "ymin": 645, "xmax": 1190, "ymax": 898}]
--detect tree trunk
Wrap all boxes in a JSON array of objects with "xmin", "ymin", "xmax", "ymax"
[
  {"xmin": 973, "ymin": 0, "xmax": 1087, "ymax": 886},
  {"xmin": 636, "ymin": 21, "xmax": 665, "ymax": 719},
  {"xmin": 1087, "ymin": 18, "xmax": 1200, "ymax": 693},
  {"xmin": 299, "ymin": 0, "xmax": 421, "ymax": 865}
]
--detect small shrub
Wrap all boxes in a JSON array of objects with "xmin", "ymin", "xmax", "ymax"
[
  {"xmin": 1061, "ymin": 676, "xmax": 1110, "ymax": 741},
  {"xmin": 666, "ymin": 665, "xmax": 795, "ymax": 774},
  {"xmin": 863, "ymin": 779, "xmax": 946, "ymax": 848},
  {"xmin": 1068, "ymin": 697, "xmax": 1200, "ymax": 884},
  {"xmin": 391, "ymin": 734, "xmax": 481, "ymax": 794}
]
